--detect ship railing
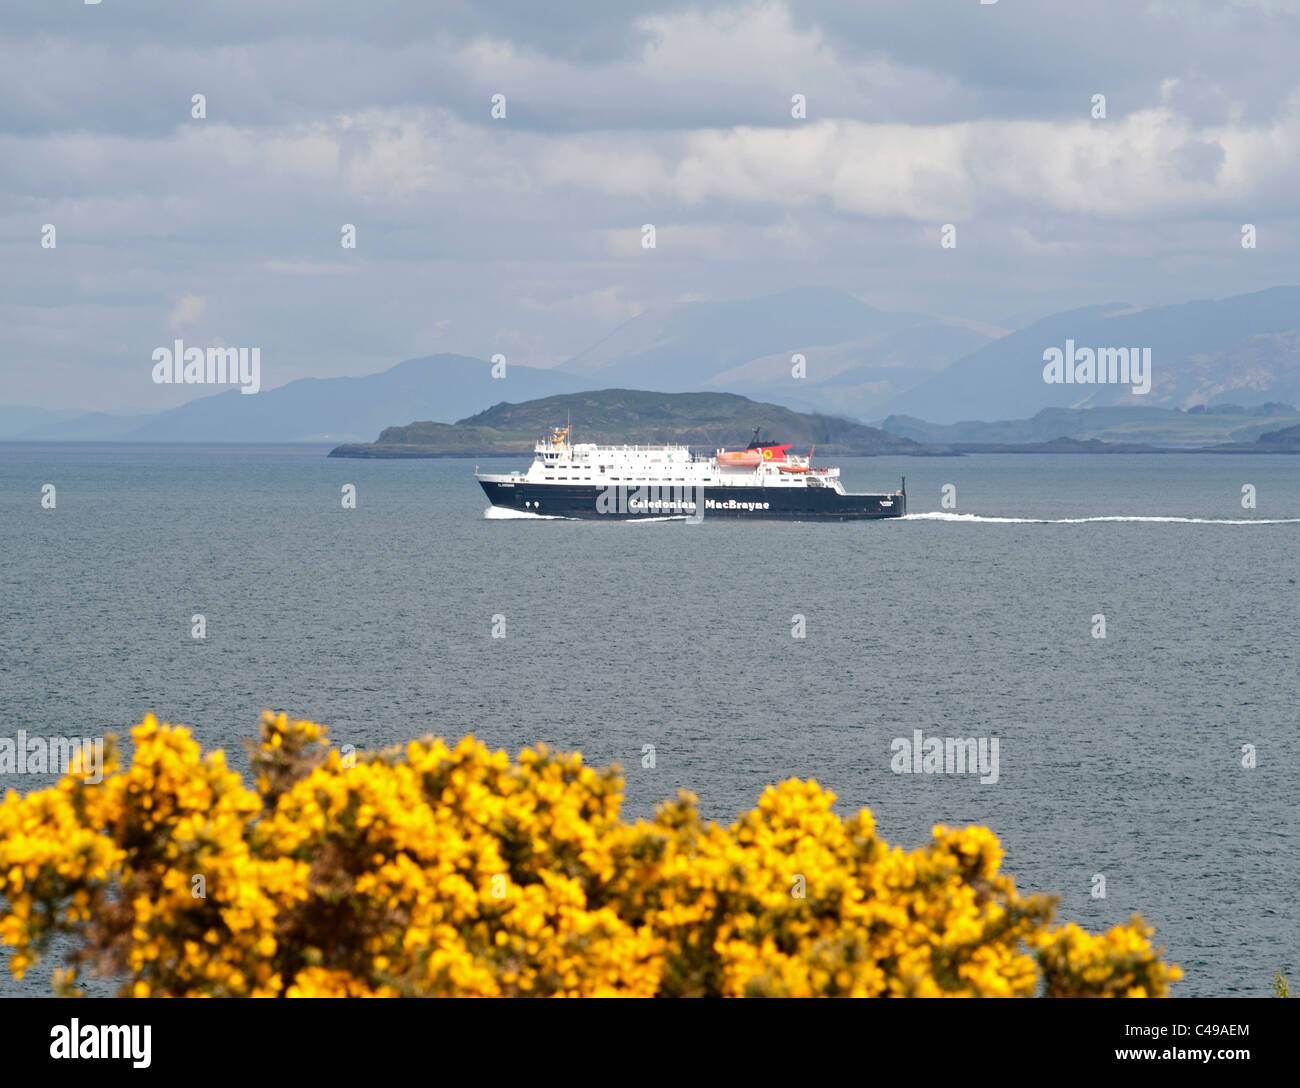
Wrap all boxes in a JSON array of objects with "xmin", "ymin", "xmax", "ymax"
[{"xmin": 534, "ymin": 443, "xmax": 695, "ymax": 454}]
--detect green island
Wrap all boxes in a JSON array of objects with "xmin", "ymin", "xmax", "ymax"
[
  {"xmin": 328, "ymin": 390, "xmax": 1300, "ymax": 459},
  {"xmin": 327, "ymin": 389, "xmax": 933, "ymax": 457}
]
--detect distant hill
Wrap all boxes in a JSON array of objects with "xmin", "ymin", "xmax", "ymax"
[
  {"xmin": 14, "ymin": 285, "xmax": 1300, "ymax": 442},
  {"xmin": 557, "ymin": 287, "xmax": 997, "ymax": 420},
  {"xmin": 1256, "ymin": 423, "xmax": 1300, "ymax": 447},
  {"xmin": 0, "ymin": 405, "xmax": 81, "ymax": 440},
  {"xmin": 879, "ymin": 286, "xmax": 1300, "ymax": 423},
  {"xmin": 947, "ymin": 436, "xmax": 1165, "ymax": 454},
  {"xmin": 329, "ymin": 389, "xmax": 931, "ymax": 457},
  {"xmin": 881, "ymin": 403, "xmax": 1300, "ymax": 448},
  {"xmin": 549, "ymin": 286, "xmax": 1300, "ymax": 425},
  {"xmin": 12, "ymin": 355, "xmax": 586, "ymax": 443},
  {"xmin": 704, "ymin": 321, "xmax": 994, "ymax": 421},
  {"xmin": 563, "ymin": 287, "xmax": 926, "ymax": 384},
  {"xmin": 1207, "ymin": 421, "xmax": 1300, "ymax": 452},
  {"xmin": 10, "ymin": 411, "xmax": 157, "ymax": 442}
]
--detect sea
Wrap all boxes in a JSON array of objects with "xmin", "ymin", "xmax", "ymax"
[{"xmin": 1, "ymin": 444, "xmax": 1296, "ymax": 997}]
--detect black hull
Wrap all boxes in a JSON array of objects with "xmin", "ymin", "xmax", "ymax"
[{"xmin": 479, "ymin": 480, "xmax": 904, "ymax": 521}]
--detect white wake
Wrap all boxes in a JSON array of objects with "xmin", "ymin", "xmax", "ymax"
[
  {"xmin": 904, "ymin": 512, "xmax": 1300, "ymax": 525},
  {"xmin": 483, "ymin": 507, "xmax": 692, "ymax": 523},
  {"xmin": 483, "ymin": 506, "xmax": 565, "ymax": 520}
]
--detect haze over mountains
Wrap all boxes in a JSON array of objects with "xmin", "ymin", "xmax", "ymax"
[
  {"xmin": 884, "ymin": 403, "xmax": 1300, "ymax": 449},
  {"xmin": 5, "ymin": 357, "xmax": 586, "ymax": 444},
  {"xmin": 5, "ymin": 285, "xmax": 1300, "ymax": 442},
  {"xmin": 563, "ymin": 286, "xmax": 995, "ymax": 418},
  {"xmin": 884, "ymin": 286, "xmax": 1300, "ymax": 422}
]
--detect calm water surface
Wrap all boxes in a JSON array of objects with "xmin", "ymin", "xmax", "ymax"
[{"xmin": 1, "ymin": 445, "xmax": 1296, "ymax": 996}]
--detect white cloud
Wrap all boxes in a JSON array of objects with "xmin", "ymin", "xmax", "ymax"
[
  {"xmin": 543, "ymin": 108, "xmax": 1300, "ymax": 221},
  {"xmin": 637, "ymin": 2, "xmax": 826, "ymax": 82},
  {"xmin": 338, "ymin": 114, "xmax": 442, "ymax": 202},
  {"xmin": 168, "ymin": 293, "xmax": 206, "ymax": 327},
  {"xmin": 6, "ymin": 0, "xmax": 1300, "ymax": 411}
]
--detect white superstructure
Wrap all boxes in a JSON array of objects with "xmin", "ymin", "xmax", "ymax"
[{"xmin": 477, "ymin": 426, "xmax": 848, "ymax": 493}]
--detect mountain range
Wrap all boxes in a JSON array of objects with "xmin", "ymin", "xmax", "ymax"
[
  {"xmin": 882, "ymin": 287, "xmax": 1300, "ymax": 422},
  {"xmin": 328, "ymin": 390, "xmax": 1300, "ymax": 458},
  {"xmin": 5, "ymin": 285, "xmax": 1300, "ymax": 441},
  {"xmin": 3, "ymin": 356, "xmax": 585, "ymax": 443},
  {"xmin": 562, "ymin": 286, "xmax": 995, "ymax": 418},
  {"xmin": 882, "ymin": 402, "xmax": 1300, "ymax": 448}
]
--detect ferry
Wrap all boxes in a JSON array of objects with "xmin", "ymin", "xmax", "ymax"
[{"xmin": 476, "ymin": 426, "xmax": 905, "ymax": 521}]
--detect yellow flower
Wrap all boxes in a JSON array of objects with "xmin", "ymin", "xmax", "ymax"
[{"xmin": 0, "ymin": 713, "xmax": 1181, "ymax": 998}]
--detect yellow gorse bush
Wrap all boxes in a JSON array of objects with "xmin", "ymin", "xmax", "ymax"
[{"xmin": 0, "ymin": 713, "xmax": 1181, "ymax": 997}]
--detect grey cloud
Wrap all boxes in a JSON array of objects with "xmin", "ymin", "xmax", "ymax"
[
  {"xmin": 3, "ymin": 0, "xmax": 1300, "ymax": 413},
  {"xmin": 5, "ymin": 0, "xmax": 1300, "ymax": 138},
  {"xmin": 1172, "ymin": 138, "xmax": 1227, "ymax": 182}
]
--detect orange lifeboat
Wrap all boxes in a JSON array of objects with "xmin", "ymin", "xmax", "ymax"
[
  {"xmin": 717, "ymin": 449, "xmax": 763, "ymax": 466},
  {"xmin": 777, "ymin": 464, "xmax": 810, "ymax": 473},
  {"xmin": 717, "ymin": 436, "xmax": 794, "ymax": 466}
]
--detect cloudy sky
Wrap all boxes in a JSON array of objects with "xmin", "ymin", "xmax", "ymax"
[{"xmin": 4, "ymin": 0, "xmax": 1300, "ymax": 411}]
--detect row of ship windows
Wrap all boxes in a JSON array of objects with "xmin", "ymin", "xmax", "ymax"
[
  {"xmin": 543, "ymin": 477, "xmax": 709, "ymax": 482},
  {"xmin": 548, "ymin": 457, "xmax": 669, "ymax": 464}
]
